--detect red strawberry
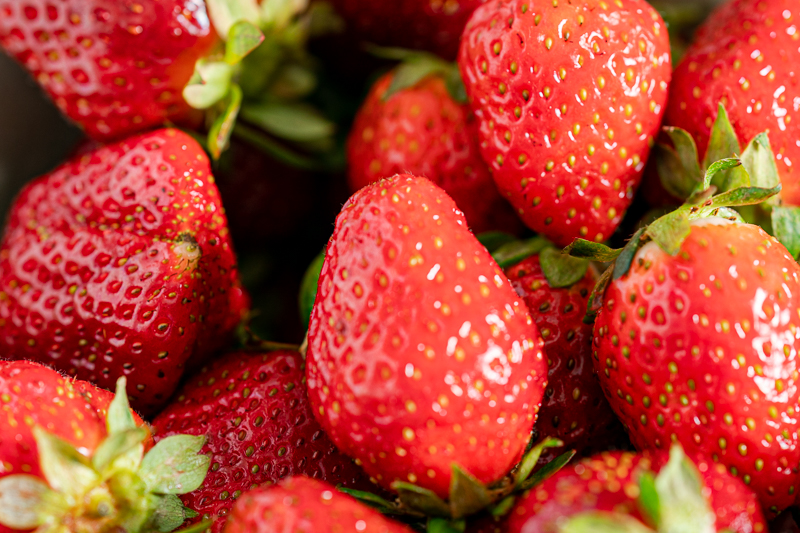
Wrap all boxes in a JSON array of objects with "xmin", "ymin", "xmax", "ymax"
[
  {"xmin": 306, "ymin": 174, "xmax": 547, "ymax": 501},
  {"xmin": 348, "ymin": 69, "xmax": 520, "ymax": 234},
  {"xmin": 505, "ymin": 448, "xmax": 766, "ymax": 533},
  {"xmin": 0, "ymin": 128, "xmax": 248, "ymax": 415},
  {"xmin": 152, "ymin": 349, "xmax": 377, "ymax": 533},
  {"xmin": 326, "ymin": 0, "xmax": 485, "ymax": 60},
  {"xmin": 0, "ymin": 0, "xmax": 218, "ymax": 141},
  {"xmin": 0, "ymin": 359, "xmax": 209, "ymax": 533},
  {"xmin": 591, "ymin": 219, "xmax": 800, "ymax": 514},
  {"xmin": 458, "ymin": 0, "xmax": 672, "ymax": 247},
  {"xmin": 504, "ymin": 252, "xmax": 627, "ymax": 465},
  {"xmin": 223, "ymin": 476, "xmax": 414, "ymax": 533},
  {"xmin": 664, "ymin": 0, "xmax": 800, "ymax": 205}
]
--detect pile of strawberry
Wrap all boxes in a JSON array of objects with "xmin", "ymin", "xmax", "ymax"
[{"xmin": 2, "ymin": 0, "xmax": 800, "ymax": 532}]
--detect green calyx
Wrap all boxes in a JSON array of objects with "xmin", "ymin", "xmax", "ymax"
[
  {"xmin": 0, "ymin": 378, "xmax": 210, "ymax": 533},
  {"xmin": 340, "ymin": 438, "xmax": 575, "ymax": 528},
  {"xmin": 562, "ymin": 445, "xmax": 716, "ymax": 533},
  {"xmin": 489, "ymin": 235, "xmax": 590, "ymax": 289},
  {"xmin": 299, "ymin": 249, "xmax": 325, "ymax": 329}
]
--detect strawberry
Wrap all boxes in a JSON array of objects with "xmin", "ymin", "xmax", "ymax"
[
  {"xmin": 0, "ymin": 0, "xmax": 218, "ymax": 141},
  {"xmin": 501, "ymin": 247, "xmax": 628, "ymax": 465},
  {"xmin": 504, "ymin": 447, "xmax": 766, "ymax": 533},
  {"xmin": 306, "ymin": 174, "xmax": 547, "ymax": 504},
  {"xmin": 664, "ymin": 0, "xmax": 800, "ymax": 205},
  {"xmin": 0, "ymin": 360, "xmax": 210, "ymax": 533},
  {"xmin": 348, "ymin": 68, "xmax": 520, "ymax": 234},
  {"xmin": 223, "ymin": 476, "xmax": 415, "ymax": 533},
  {"xmin": 0, "ymin": 128, "xmax": 248, "ymax": 415},
  {"xmin": 152, "ymin": 349, "xmax": 377, "ymax": 533},
  {"xmin": 326, "ymin": 0, "xmax": 485, "ymax": 60},
  {"xmin": 458, "ymin": 0, "xmax": 672, "ymax": 247}
]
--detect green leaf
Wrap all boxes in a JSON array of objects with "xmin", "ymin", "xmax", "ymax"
[
  {"xmin": 337, "ymin": 487, "xmax": 397, "ymax": 514},
  {"xmin": 772, "ymin": 206, "xmax": 800, "ymax": 259},
  {"xmin": 183, "ymin": 60, "xmax": 234, "ymax": 110},
  {"xmin": 539, "ymin": 247, "xmax": 589, "ymax": 288},
  {"xmin": 34, "ymin": 427, "xmax": 99, "ymax": 497},
  {"xmin": 240, "ymin": 102, "xmax": 335, "ymax": 142},
  {"xmin": 489, "ymin": 495, "xmax": 516, "ymax": 518},
  {"xmin": 299, "ymin": 250, "xmax": 325, "ymax": 328},
  {"xmin": 703, "ymin": 104, "xmax": 741, "ymax": 170},
  {"xmin": 91, "ymin": 427, "xmax": 148, "ymax": 474},
  {"xmin": 518, "ymin": 449, "xmax": 576, "ymax": 492},
  {"xmin": 703, "ymin": 185, "xmax": 781, "ymax": 211},
  {"xmin": 108, "ymin": 377, "xmax": 137, "ymax": 434},
  {"xmin": 232, "ymin": 123, "xmax": 321, "ymax": 170},
  {"xmin": 206, "ymin": 0, "xmax": 261, "ymax": 39},
  {"xmin": 428, "ymin": 518, "xmax": 466, "ymax": 533},
  {"xmin": 385, "ymin": 58, "xmax": 450, "ymax": 101},
  {"xmin": 208, "ymin": 84, "xmax": 243, "ymax": 160},
  {"xmin": 613, "ymin": 227, "xmax": 646, "ymax": 280},
  {"xmin": 561, "ymin": 511, "xmax": 656, "ymax": 533},
  {"xmin": 0, "ymin": 475, "xmax": 51, "ymax": 529},
  {"xmin": 449, "ymin": 465, "xmax": 492, "ymax": 519},
  {"xmin": 585, "ymin": 266, "xmax": 613, "ymax": 324},
  {"xmin": 701, "ymin": 158, "xmax": 743, "ymax": 192},
  {"xmin": 646, "ymin": 207, "xmax": 692, "ymax": 256},
  {"xmin": 513, "ymin": 437, "xmax": 563, "ymax": 490},
  {"xmin": 492, "ymin": 237, "xmax": 550, "ymax": 269},
  {"xmin": 476, "ymin": 232, "xmax": 518, "ymax": 253},
  {"xmin": 637, "ymin": 472, "xmax": 661, "ymax": 528},
  {"xmin": 444, "ymin": 67, "xmax": 468, "ymax": 104},
  {"xmin": 740, "ymin": 133, "xmax": 781, "ymax": 191},
  {"xmin": 563, "ymin": 239, "xmax": 622, "ymax": 263},
  {"xmin": 654, "ymin": 445, "xmax": 716, "ymax": 533},
  {"xmin": 151, "ymin": 494, "xmax": 190, "ymax": 533},
  {"xmin": 139, "ymin": 435, "xmax": 210, "ymax": 495},
  {"xmin": 656, "ymin": 127, "xmax": 702, "ymax": 199},
  {"xmin": 392, "ymin": 481, "xmax": 451, "ymax": 517},
  {"xmin": 225, "ymin": 20, "xmax": 265, "ymax": 65}
]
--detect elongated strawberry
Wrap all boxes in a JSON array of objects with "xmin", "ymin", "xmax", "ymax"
[
  {"xmin": 0, "ymin": 128, "xmax": 248, "ymax": 415},
  {"xmin": 0, "ymin": 360, "xmax": 209, "ymax": 533},
  {"xmin": 306, "ymin": 175, "xmax": 546, "ymax": 505},
  {"xmin": 458, "ymin": 0, "xmax": 672, "ymax": 247},
  {"xmin": 348, "ymin": 67, "xmax": 519, "ymax": 234},
  {"xmin": 223, "ymin": 476, "xmax": 414, "ymax": 533},
  {"xmin": 152, "ymin": 349, "xmax": 376, "ymax": 532}
]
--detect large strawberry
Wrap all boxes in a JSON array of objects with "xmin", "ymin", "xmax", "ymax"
[
  {"xmin": 458, "ymin": 0, "xmax": 672, "ymax": 247},
  {"xmin": 306, "ymin": 175, "xmax": 547, "ymax": 505},
  {"xmin": 326, "ymin": 0, "xmax": 485, "ymax": 60},
  {"xmin": 0, "ymin": 360, "xmax": 209, "ymax": 533},
  {"xmin": 223, "ymin": 476, "xmax": 414, "ymax": 533},
  {"xmin": 152, "ymin": 349, "xmax": 377, "ymax": 532},
  {"xmin": 348, "ymin": 65, "xmax": 519, "ymax": 234},
  {"xmin": 0, "ymin": 128, "xmax": 248, "ymax": 415},
  {"xmin": 498, "ymin": 242, "xmax": 628, "ymax": 465},
  {"xmin": 0, "ymin": 0, "xmax": 217, "ymax": 141}
]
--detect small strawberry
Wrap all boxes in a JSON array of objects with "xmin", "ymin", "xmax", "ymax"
[
  {"xmin": 0, "ymin": 128, "xmax": 248, "ymax": 415},
  {"xmin": 152, "ymin": 349, "xmax": 377, "ymax": 533},
  {"xmin": 0, "ymin": 0, "xmax": 218, "ymax": 141},
  {"xmin": 498, "ymin": 242, "xmax": 628, "ymax": 465},
  {"xmin": 223, "ymin": 476, "xmax": 415, "ymax": 533},
  {"xmin": 326, "ymin": 0, "xmax": 486, "ymax": 60},
  {"xmin": 348, "ymin": 65, "xmax": 519, "ymax": 234},
  {"xmin": 458, "ymin": 0, "xmax": 672, "ymax": 247},
  {"xmin": 306, "ymin": 174, "xmax": 547, "ymax": 505},
  {"xmin": 504, "ymin": 447, "xmax": 766, "ymax": 533},
  {"xmin": 0, "ymin": 360, "xmax": 210, "ymax": 533}
]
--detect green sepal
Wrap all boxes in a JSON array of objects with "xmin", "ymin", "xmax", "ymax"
[
  {"xmin": 150, "ymin": 494, "xmax": 192, "ymax": 533},
  {"xmin": 338, "ymin": 488, "xmax": 399, "ymax": 515},
  {"xmin": 654, "ymin": 445, "xmax": 715, "ymax": 533},
  {"xmin": 173, "ymin": 521, "xmax": 214, "ymax": 533},
  {"xmin": 183, "ymin": 60, "xmax": 235, "ymax": 110},
  {"xmin": 772, "ymin": 206, "xmax": 800, "ymax": 259},
  {"xmin": 656, "ymin": 127, "xmax": 702, "ymax": 199},
  {"xmin": 476, "ymin": 232, "xmax": 518, "ymax": 254},
  {"xmin": 740, "ymin": 132, "xmax": 781, "ymax": 192},
  {"xmin": 206, "ymin": 0, "xmax": 261, "ymax": 40},
  {"xmin": 208, "ymin": 83, "xmax": 243, "ymax": 160},
  {"xmin": 512, "ymin": 437, "xmax": 563, "ymax": 491},
  {"xmin": 539, "ymin": 247, "xmax": 589, "ymax": 288},
  {"xmin": 232, "ymin": 123, "xmax": 322, "ymax": 170},
  {"xmin": 563, "ymin": 240, "xmax": 622, "ymax": 263},
  {"xmin": 492, "ymin": 237, "xmax": 550, "ymax": 269},
  {"xmin": 560, "ymin": 511, "xmax": 656, "ymax": 533},
  {"xmin": 613, "ymin": 227, "xmax": 646, "ymax": 280},
  {"xmin": 0, "ymin": 475, "xmax": 53, "ymax": 530},
  {"xmin": 392, "ymin": 481, "xmax": 451, "ymax": 517},
  {"xmin": 225, "ymin": 20, "xmax": 265, "ymax": 65},
  {"xmin": 449, "ymin": 465, "xmax": 492, "ymax": 519},
  {"xmin": 518, "ymin": 450, "xmax": 576, "ymax": 492},
  {"xmin": 91, "ymin": 427, "xmax": 148, "ymax": 474},
  {"xmin": 489, "ymin": 495, "xmax": 516, "ymax": 518},
  {"xmin": 700, "ymin": 158, "xmax": 743, "ymax": 192},
  {"xmin": 645, "ymin": 208, "xmax": 692, "ymax": 256},
  {"xmin": 139, "ymin": 435, "xmax": 210, "ymax": 495},
  {"xmin": 240, "ymin": 102, "xmax": 336, "ymax": 143},
  {"xmin": 368, "ymin": 46, "xmax": 467, "ymax": 104},
  {"xmin": 703, "ymin": 104, "xmax": 741, "ymax": 170},
  {"xmin": 34, "ymin": 427, "xmax": 99, "ymax": 498},
  {"xmin": 260, "ymin": 0, "xmax": 311, "ymax": 30},
  {"xmin": 108, "ymin": 377, "xmax": 137, "ymax": 434},
  {"xmin": 637, "ymin": 472, "xmax": 660, "ymax": 527},
  {"xmin": 428, "ymin": 518, "xmax": 466, "ymax": 533},
  {"xmin": 299, "ymin": 250, "xmax": 325, "ymax": 328},
  {"xmin": 584, "ymin": 265, "xmax": 614, "ymax": 324}
]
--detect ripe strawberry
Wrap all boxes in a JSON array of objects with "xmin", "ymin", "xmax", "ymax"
[
  {"xmin": 0, "ymin": 360, "xmax": 209, "ymax": 533},
  {"xmin": 306, "ymin": 174, "xmax": 547, "ymax": 501},
  {"xmin": 327, "ymin": 0, "xmax": 485, "ymax": 60},
  {"xmin": 224, "ymin": 476, "xmax": 414, "ymax": 533},
  {"xmin": 348, "ymin": 69, "xmax": 520, "ymax": 234},
  {"xmin": 0, "ymin": 128, "xmax": 248, "ymax": 415},
  {"xmin": 505, "ymin": 448, "xmax": 766, "ymax": 533},
  {"xmin": 504, "ymin": 253, "xmax": 627, "ymax": 465},
  {"xmin": 664, "ymin": 0, "xmax": 800, "ymax": 204},
  {"xmin": 0, "ymin": 0, "xmax": 217, "ymax": 141},
  {"xmin": 458, "ymin": 0, "xmax": 672, "ymax": 247},
  {"xmin": 152, "ymin": 349, "xmax": 377, "ymax": 533},
  {"xmin": 592, "ymin": 219, "xmax": 800, "ymax": 514}
]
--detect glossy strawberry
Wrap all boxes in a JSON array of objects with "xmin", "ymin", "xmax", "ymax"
[
  {"xmin": 348, "ymin": 70, "xmax": 519, "ymax": 234},
  {"xmin": 306, "ymin": 174, "xmax": 546, "ymax": 499},
  {"xmin": 327, "ymin": 0, "xmax": 485, "ymax": 60},
  {"xmin": 0, "ymin": 128, "xmax": 248, "ymax": 415},
  {"xmin": 458, "ymin": 0, "xmax": 672, "ymax": 247},
  {"xmin": 593, "ymin": 220, "xmax": 800, "ymax": 514},
  {"xmin": 0, "ymin": 0, "xmax": 218, "ymax": 141},
  {"xmin": 665, "ymin": 0, "xmax": 800, "ymax": 204},
  {"xmin": 152, "ymin": 349, "xmax": 376, "ymax": 533},
  {"xmin": 505, "ymin": 254, "xmax": 627, "ymax": 465},
  {"xmin": 506, "ymin": 449, "xmax": 766, "ymax": 533},
  {"xmin": 224, "ymin": 476, "xmax": 415, "ymax": 533}
]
